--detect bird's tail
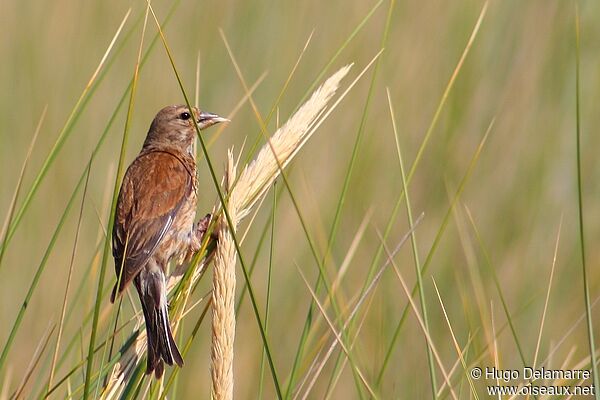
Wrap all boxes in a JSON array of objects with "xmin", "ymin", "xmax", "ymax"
[{"xmin": 136, "ymin": 268, "xmax": 184, "ymax": 379}]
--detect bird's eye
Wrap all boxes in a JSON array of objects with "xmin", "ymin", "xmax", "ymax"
[{"xmin": 180, "ymin": 112, "xmax": 191, "ymax": 120}]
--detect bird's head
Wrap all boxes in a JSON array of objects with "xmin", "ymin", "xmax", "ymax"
[{"xmin": 143, "ymin": 104, "xmax": 228, "ymax": 153}]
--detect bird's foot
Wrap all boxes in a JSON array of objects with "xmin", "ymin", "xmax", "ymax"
[
  {"xmin": 195, "ymin": 213, "xmax": 212, "ymax": 243},
  {"xmin": 190, "ymin": 213, "xmax": 218, "ymax": 253}
]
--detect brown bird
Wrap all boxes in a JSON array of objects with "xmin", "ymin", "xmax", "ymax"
[{"xmin": 111, "ymin": 105, "xmax": 227, "ymax": 378}]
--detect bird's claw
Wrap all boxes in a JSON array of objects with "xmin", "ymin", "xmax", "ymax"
[{"xmin": 190, "ymin": 213, "xmax": 218, "ymax": 253}]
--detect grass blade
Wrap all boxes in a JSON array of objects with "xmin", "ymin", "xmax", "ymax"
[
  {"xmin": 258, "ymin": 186, "xmax": 277, "ymax": 398},
  {"xmin": 387, "ymin": 88, "xmax": 437, "ymax": 396},
  {"xmin": 0, "ymin": 106, "xmax": 46, "ymax": 271},
  {"xmin": 463, "ymin": 207, "xmax": 528, "ymax": 366},
  {"xmin": 431, "ymin": 278, "xmax": 479, "ymax": 400},
  {"xmin": 47, "ymin": 159, "xmax": 93, "ymax": 391},
  {"xmin": 95, "ymin": 5, "xmax": 152, "ymax": 398},
  {"xmin": 306, "ymin": 0, "xmax": 397, "ymax": 388},
  {"xmin": 295, "ymin": 266, "xmax": 379, "ymax": 399},
  {"xmin": 531, "ymin": 219, "xmax": 561, "ymax": 372},
  {"xmin": 299, "ymin": 216, "xmax": 422, "ymax": 400},
  {"xmin": 82, "ymin": 3, "xmax": 148, "ymax": 397},
  {"xmin": 574, "ymin": 7, "xmax": 599, "ymax": 399},
  {"xmin": 379, "ymin": 237, "xmax": 458, "ymax": 400},
  {"xmin": 406, "ymin": 2, "xmax": 488, "ymax": 183}
]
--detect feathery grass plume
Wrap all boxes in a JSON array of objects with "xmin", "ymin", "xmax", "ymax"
[
  {"xmin": 229, "ymin": 64, "xmax": 352, "ymax": 221},
  {"xmin": 210, "ymin": 64, "xmax": 351, "ymax": 399},
  {"xmin": 100, "ymin": 65, "xmax": 351, "ymax": 399},
  {"xmin": 211, "ymin": 150, "xmax": 237, "ymax": 400}
]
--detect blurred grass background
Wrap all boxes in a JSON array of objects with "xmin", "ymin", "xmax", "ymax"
[{"xmin": 2, "ymin": 0, "xmax": 600, "ymax": 398}]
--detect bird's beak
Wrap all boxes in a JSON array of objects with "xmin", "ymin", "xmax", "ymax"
[{"xmin": 197, "ymin": 111, "xmax": 230, "ymax": 130}]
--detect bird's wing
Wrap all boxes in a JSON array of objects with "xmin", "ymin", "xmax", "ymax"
[{"xmin": 111, "ymin": 151, "xmax": 192, "ymax": 298}]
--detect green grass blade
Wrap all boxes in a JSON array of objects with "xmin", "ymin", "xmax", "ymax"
[
  {"xmin": 405, "ymin": 2, "xmax": 488, "ymax": 183},
  {"xmin": 574, "ymin": 7, "xmax": 600, "ymax": 399},
  {"xmin": 82, "ymin": 6, "xmax": 147, "ymax": 398},
  {"xmin": 0, "ymin": 106, "xmax": 46, "ymax": 272},
  {"xmin": 235, "ymin": 199, "xmax": 275, "ymax": 315},
  {"xmin": 463, "ymin": 208, "xmax": 528, "ymax": 368},
  {"xmin": 47, "ymin": 158, "xmax": 93, "ymax": 391},
  {"xmin": 296, "ymin": 0, "xmax": 383, "ymax": 106},
  {"xmin": 240, "ymin": 31, "xmax": 314, "ymax": 164},
  {"xmin": 275, "ymin": 55, "xmax": 383, "ymax": 400},
  {"xmin": 310, "ymin": 0, "xmax": 396, "ymax": 389},
  {"xmin": 259, "ymin": 186, "xmax": 277, "ymax": 398},
  {"xmin": 320, "ymin": 0, "xmax": 395, "ymax": 284},
  {"xmin": 119, "ymin": 363, "xmax": 146, "ymax": 400},
  {"xmin": 324, "ymin": 2, "xmax": 489, "ymax": 394},
  {"xmin": 93, "ymin": 5, "xmax": 151, "ymax": 397},
  {"xmin": 387, "ymin": 88, "xmax": 438, "ymax": 397}
]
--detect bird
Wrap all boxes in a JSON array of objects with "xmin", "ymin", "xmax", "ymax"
[{"xmin": 110, "ymin": 104, "xmax": 228, "ymax": 378}]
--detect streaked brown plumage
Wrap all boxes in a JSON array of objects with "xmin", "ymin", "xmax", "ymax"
[{"xmin": 111, "ymin": 105, "xmax": 227, "ymax": 378}]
